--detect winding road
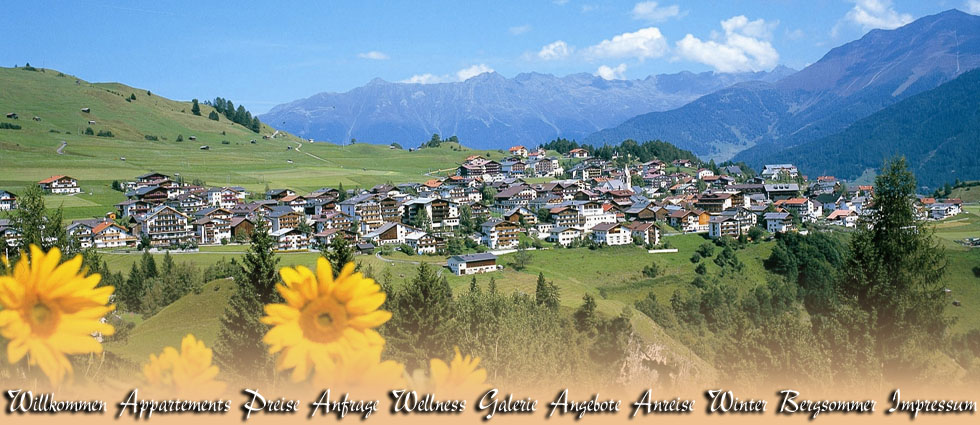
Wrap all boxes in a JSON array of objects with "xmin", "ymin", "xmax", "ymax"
[{"xmin": 56, "ymin": 140, "xmax": 67, "ymax": 155}]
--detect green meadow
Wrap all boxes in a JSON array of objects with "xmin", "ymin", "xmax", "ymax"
[
  {"xmin": 949, "ymin": 182, "xmax": 980, "ymax": 203},
  {"xmin": 0, "ymin": 66, "xmax": 503, "ymax": 221},
  {"xmin": 103, "ymin": 243, "xmax": 721, "ymax": 380},
  {"xmin": 106, "ymin": 279, "xmax": 236, "ymax": 364},
  {"xmin": 3, "ymin": 66, "xmax": 978, "ymax": 381},
  {"xmin": 931, "ymin": 205, "xmax": 980, "ymax": 332}
]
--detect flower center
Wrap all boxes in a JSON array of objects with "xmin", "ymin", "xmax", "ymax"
[
  {"xmin": 316, "ymin": 312, "xmax": 334, "ymax": 327},
  {"xmin": 300, "ymin": 296, "xmax": 348, "ymax": 343},
  {"xmin": 26, "ymin": 301, "xmax": 60, "ymax": 337},
  {"xmin": 32, "ymin": 304, "xmax": 52, "ymax": 323}
]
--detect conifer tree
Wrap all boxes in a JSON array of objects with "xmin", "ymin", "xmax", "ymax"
[
  {"xmin": 384, "ymin": 262, "xmax": 455, "ymax": 369},
  {"xmin": 411, "ymin": 209, "xmax": 432, "ymax": 232},
  {"xmin": 239, "ymin": 218, "xmax": 281, "ymax": 305},
  {"xmin": 379, "ymin": 268, "xmax": 394, "ymax": 302},
  {"xmin": 215, "ymin": 218, "xmax": 280, "ymax": 378},
  {"xmin": 140, "ymin": 250, "xmax": 158, "ymax": 279},
  {"xmin": 469, "ymin": 276, "xmax": 480, "ymax": 294},
  {"xmin": 513, "ymin": 242, "xmax": 531, "ymax": 270},
  {"xmin": 235, "ymin": 105, "xmax": 247, "ymax": 125},
  {"xmin": 459, "ymin": 205, "xmax": 474, "ymax": 234},
  {"xmin": 224, "ymin": 100, "xmax": 235, "ymax": 121},
  {"xmin": 840, "ymin": 157, "xmax": 948, "ymax": 377},
  {"xmin": 191, "ymin": 99, "xmax": 201, "ymax": 116},
  {"xmin": 337, "ymin": 183, "xmax": 347, "ymax": 201},
  {"xmin": 323, "ymin": 236, "xmax": 357, "ymax": 277},
  {"xmin": 120, "ymin": 262, "xmax": 145, "ymax": 313},
  {"xmin": 574, "ymin": 294, "xmax": 599, "ymax": 336},
  {"xmin": 535, "ymin": 272, "xmax": 560, "ymax": 310},
  {"xmin": 162, "ymin": 251, "xmax": 176, "ymax": 275},
  {"xmin": 9, "ymin": 184, "xmax": 72, "ymax": 260}
]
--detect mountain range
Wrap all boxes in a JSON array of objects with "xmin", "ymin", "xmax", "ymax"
[
  {"xmin": 762, "ymin": 67, "xmax": 980, "ymax": 190},
  {"xmin": 259, "ymin": 68, "xmax": 795, "ymax": 149},
  {"xmin": 586, "ymin": 9, "xmax": 980, "ymax": 162},
  {"xmin": 260, "ymin": 9, "xmax": 980, "ymax": 189}
]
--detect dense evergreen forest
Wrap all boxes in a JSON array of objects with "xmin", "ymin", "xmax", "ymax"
[{"xmin": 766, "ymin": 69, "xmax": 980, "ymax": 191}]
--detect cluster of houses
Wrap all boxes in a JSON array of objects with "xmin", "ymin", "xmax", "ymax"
[
  {"xmin": 458, "ymin": 147, "xmax": 564, "ymax": 180},
  {"xmin": 919, "ymin": 196, "xmax": 965, "ymax": 220},
  {"xmin": 0, "ymin": 149, "xmax": 971, "ymax": 275}
]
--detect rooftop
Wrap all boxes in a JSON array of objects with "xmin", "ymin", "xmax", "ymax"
[{"xmin": 451, "ymin": 253, "xmax": 497, "ymax": 262}]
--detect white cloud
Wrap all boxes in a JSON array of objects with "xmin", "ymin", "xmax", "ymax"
[
  {"xmin": 357, "ymin": 51, "xmax": 389, "ymax": 60},
  {"xmin": 675, "ymin": 15, "xmax": 779, "ymax": 73},
  {"xmin": 722, "ymin": 15, "xmax": 777, "ymax": 39},
  {"xmin": 596, "ymin": 64, "xmax": 627, "ymax": 80},
  {"xmin": 585, "ymin": 27, "xmax": 669, "ymax": 60},
  {"xmin": 509, "ymin": 24, "xmax": 531, "ymax": 35},
  {"xmin": 538, "ymin": 40, "xmax": 573, "ymax": 60},
  {"xmin": 631, "ymin": 2, "xmax": 680, "ymax": 22},
  {"xmin": 456, "ymin": 64, "xmax": 494, "ymax": 81},
  {"xmin": 401, "ymin": 64, "xmax": 495, "ymax": 84},
  {"xmin": 553, "ymin": 0, "xmax": 569, "ymax": 5},
  {"xmin": 400, "ymin": 73, "xmax": 449, "ymax": 84},
  {"xmin": 581, "ymin": 4, "xmax": 597, "ymax": 12},
  {"xmin": 965, "ymin": 0, "xmax": 980, "ymax": 14},
  {"xmin": 844, "ymin": 0, "xmax": 913, "ymax": 31},
  {"xmin": 785, "ymin": 28, "xmax": 805, "ymax": 40}
]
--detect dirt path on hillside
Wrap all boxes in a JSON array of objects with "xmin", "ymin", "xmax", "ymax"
[
  {"xmin": 291, "ymin": 140, "xmax": 330, "ymax": 163},
  {"xmin": 375, "ymin": 251, "xmax": 444, "ymax": 277},
  {"xmin": 56, "ymin": 140, "xmax": 66, "ymax": 155},
  {"xmin": 424, "ymin": 167, "xmax": 457, "ymax": 177}
]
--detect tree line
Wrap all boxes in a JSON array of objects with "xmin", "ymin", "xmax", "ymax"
[
  {"xmin": 421, "ymin": 133, "xmax": 459, "ymax": 149},
  {"xmin": 540, "ymin": 137, "xmax": 699, "ymax": 164},
  {"xmin": 379, "ymin": 263, "xmax": 633, "ymax": 386},
  {"xmin": 189, "ymin": 97, "xmax": 261, "ymax": 133}
]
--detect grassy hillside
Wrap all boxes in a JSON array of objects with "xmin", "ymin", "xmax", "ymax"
[
  {"xmin": 104, "ymin": 243, "xmax": 726, "ymax": 384},
  {"xmin": 949, "ymin": 182, "xmax": 980, "ymax": 203},
  {"xmin": 107, "ymin": 279, "xmax": 235, "ymax": 363},
  {"xmin": 0, "ymin": 66, "xmax": 500, "ymax": 220},
  {"xmin": 99, "ymin": 234, "xmax": 769, "ymax": 384},
  {"xmin": 932, "ymin": 205, "xmax": 980, "ymax": 332}
]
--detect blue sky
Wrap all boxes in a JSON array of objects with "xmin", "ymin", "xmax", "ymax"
[{"xmin": 3, "ymin": 0, "xmax": 975, "ymax": 113}]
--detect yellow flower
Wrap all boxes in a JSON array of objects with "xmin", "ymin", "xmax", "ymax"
[
  {"xmin": 312, "ymin": 344, "xmax": 405, "ymax": 395},
  {"xmin": 261, "ymin": 258, "xmax": 390, "ymax": 382},
  {"xmin": 430, "ymin": 347, "xmax": 488, "ymax": 395},
  {"xmin": 142, "ymin": 334, "xmax": 226, "ymax": 397},
  {"xmin": 0, "ymin": 245, "xmax": 114, "ymax": 386}
]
